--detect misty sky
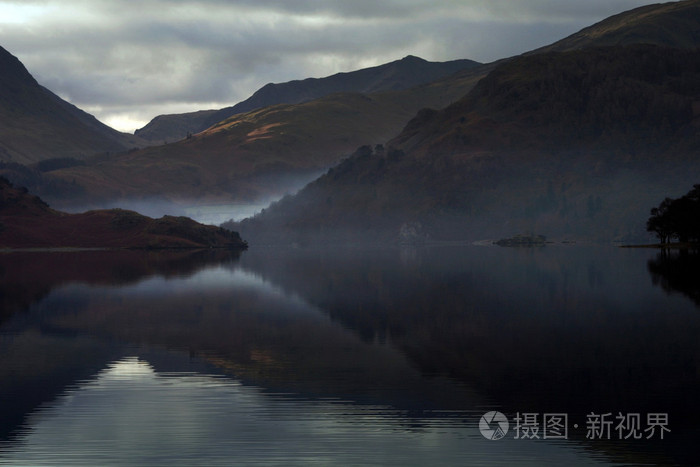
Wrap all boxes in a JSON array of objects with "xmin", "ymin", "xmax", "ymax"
[{"xmin": 0, "ymin": 0, "xmax": 675, "ymax": 133}]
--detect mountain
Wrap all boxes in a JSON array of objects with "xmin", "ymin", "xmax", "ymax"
[
  {"xmin": 136, "ymin": 0, "xmax": 700, "ymax": 145},
  {"xmin": 532, "ymin": 0, "xmax": 700, "ymax": 54},
  {"xmin": 0, "ymin": 46, "xmax": 148, "ymax": 165},
  {"xmin": 230, "ymin": 44, "xmax": 700, "ymax": 244},
  {"xmin": 222, "ymin": 0, "xmax": 700, "ymax": 244},
  {"xmin": 134, "ymin": 56, "xmax": 481, "ymax": 143},
  {"xmin": 12, "ymin": 0, "xmax": 700, "ymax": 236},
  {"xmin": 0, "ymin": 177, "xmax": 246, "ymax": 249},
  {"xmin": 37, "ymin": 63, "xmax": 489, "ymax": 209},
  {"xmin": 135, "ymin": 109, "xmax": 219, "ymax": 144}
]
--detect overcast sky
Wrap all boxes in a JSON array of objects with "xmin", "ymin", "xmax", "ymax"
[{"xmin": 0, "ymin": 0, "xmax": 673, "ymax": 133}]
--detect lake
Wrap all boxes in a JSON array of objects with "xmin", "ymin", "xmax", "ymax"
[{"xmin": 0, "ymin": 245, "xmax": 698, "ymax": 466}]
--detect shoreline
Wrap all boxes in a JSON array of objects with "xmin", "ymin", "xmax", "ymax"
[
  {"xmin": 0, "ymin": 245, "xmax": 247, "ymax": 253},
  {"xmin": 619, "ymin": 242, "xmax": 700, "ymax": 249}
]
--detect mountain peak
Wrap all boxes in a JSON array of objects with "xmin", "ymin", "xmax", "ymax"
[
  {"xmin": 0, "ymin": 45, "xmax": 147, "ymax": 164},
  {"xmin": 135, "ymin": 55, "xmax": 480, "ymax": 142},
  {"xmin": 399, "ymin": 55, "xmax": 426, "ymax": 63}
]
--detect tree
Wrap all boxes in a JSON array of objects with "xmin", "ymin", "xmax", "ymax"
[
  {"xmin": 647, "ymin": 197, "xmax": 674, "ymax": 244},
  {"xmin": 647, "ymin": 185, "xmax": 700, "ymax": 244}
]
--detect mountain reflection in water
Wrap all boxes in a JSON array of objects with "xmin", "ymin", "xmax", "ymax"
[{"xmin": 0, "ymin": 245, "xmax": 698, "ymax": 466}]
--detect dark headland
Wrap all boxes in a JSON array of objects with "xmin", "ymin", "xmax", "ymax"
[{"xmin": 0, "ymin": 178, "xmax": 247, "ymax": 250}]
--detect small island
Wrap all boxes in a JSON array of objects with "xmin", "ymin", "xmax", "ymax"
[
  {"xmin": 494, "ymin": 234, "xmax": 547, "ymax": 247},
  {"xmin": 0, "ymin": 177, "xmax": 247, "ymax": 250}
]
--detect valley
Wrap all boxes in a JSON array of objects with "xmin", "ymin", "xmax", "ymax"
[{"xmin": 2, "ymin": 0, "xmax": 700, "ymax": 245}]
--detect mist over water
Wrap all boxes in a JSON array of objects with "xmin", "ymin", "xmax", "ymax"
[
  {"xmin": 52, "ymin": 168, "xmax": 325, "ymax": 226},
  {"xmin": 56, "ymin": 198, "xmax": 279, "ymax": 226},
  {"xmin": 58, "ymin": 198, "xmax": 186, "ymax": 218}
]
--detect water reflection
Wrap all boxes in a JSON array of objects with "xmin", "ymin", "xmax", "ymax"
[
  {"xmin": 238, "ymin": 245, "xmax": 700, "ymax": 465},
  {"xmin": 238, "ymin": 246, "xmax": 700, "ymax": 418},
  {"xmin": 1, "ymin": 356, "xmax": 606, "ymax": 466},
  {"xmin": 648, "ymin": 248, "xmax": 700, "ymax": 307},
  {"xmin": 0, "ymin": 245, "xmax": 698, "ymax": 465},
  {"xmin": 0, "ymin": 249, "xmax": 241, "ymax": 323}
]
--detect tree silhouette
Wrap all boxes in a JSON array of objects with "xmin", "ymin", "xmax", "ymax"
[{"xmin": 647, "ymin": 185, "xmax": 700, "ymax": 244}]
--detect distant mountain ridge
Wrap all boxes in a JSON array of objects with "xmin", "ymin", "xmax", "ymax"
[
  {"xmin": 229, "ymin": 0, "xmax": 700, "ymax": 244},
  {"xmin": 233, "ymin": 46, "xmax": 700, "ymax": 243},
  {"xmin": 6, "ymin": 0, "xmax": 700, "ymax": 245},
  {"xmin": 134, "ymin": 55, "xmax": 481, "ymax": 143},
  {"xmin": 134, "ymin": 0, "xmax": 700, "ymax": 145},
  {"xmin": 0, "ymin": 46, "xmax": 148, "ymax": 165},
  {"xmin": 40, "ymin": 65, "xmax": 489, "ymax": 209}
]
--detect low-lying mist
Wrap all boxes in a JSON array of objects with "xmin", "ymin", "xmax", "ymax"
[
  {"xmin": 58, "ymin": 197, "xmax": 281, "ymax": 227},
  {"xmin": 50, "ymin": 167, "xmax": 327, "ymax": 227}
]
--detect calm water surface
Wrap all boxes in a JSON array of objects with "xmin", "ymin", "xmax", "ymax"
[{"xmin": 0, "ymin": 245, "xmax": 698, "ymax": 466}]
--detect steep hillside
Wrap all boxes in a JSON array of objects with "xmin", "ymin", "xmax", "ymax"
[
  {"xmin": 532, "ymin": 0, "xmax": 700, "ymax": 53},
  {"xmin": 40, "ymin": 65, "xmax": 489, "ymax": 208},
  {"xmin": 134, "ymin": 109, "xmax": 219, "ymax": 144},
  {"xmin": 135, "ymin": 56, "xmax": 481, "ymax": 143},
  {"xmin": 394, "ymin": 44, "xmax": 700, "ymax": 157},
  {"xmin": 0, "ymin": 46, "xmax": 148, "ymax": 165},
  {"xmin": 0, "ymin": 178, "xmax": 246, "ymax": 249},
  {"xmin": 231, "ymin": 45, "xmax": 700, "ymax": 244}
]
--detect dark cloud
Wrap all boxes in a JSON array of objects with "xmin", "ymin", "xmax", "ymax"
[{"xmin": 0, "ymin": 0, "xmax": 675, "ymax": 131}]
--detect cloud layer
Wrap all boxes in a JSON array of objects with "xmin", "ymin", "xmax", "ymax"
[{"xmin": 0, "ymin": 0, "xmax": 670, "ymax": 132}]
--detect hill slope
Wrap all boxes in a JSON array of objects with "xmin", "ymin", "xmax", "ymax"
[
  {"xmin": 225, "ymin": 0, "xmax": 700, "ymax": 244},
  {"xmin": 134, "ymin": 56, "xmax": 481, "ymax": 143},
  {"xmin": 0, "ymin": 178, "xmax": 246, "ymax": 249},
  {"xmin": 136, "ymin": 0, "xmax": 700, "ymax": 146},
  {"xmin": 532, "ymin": 0, "xmax": 700, "ymax": 54},
  {"xmin": 0, "ymin": 46, "xmax": 148, "ymax": 165},
  {"xmin": 40, "ymin": 65, "xmax": 489, "ymax": 209},
  {"xmin": 231, "ymin": 45, "xmax": 700, "ymax": 244}
]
